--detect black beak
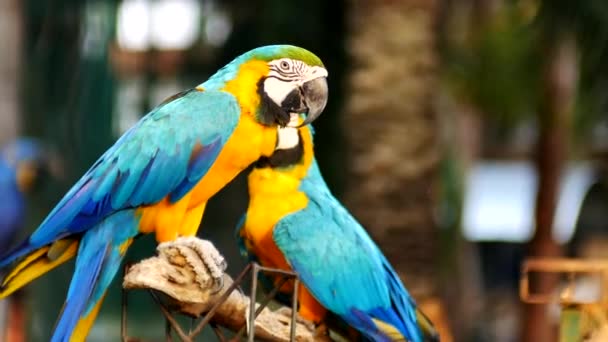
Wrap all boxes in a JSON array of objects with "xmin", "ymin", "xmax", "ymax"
[{"xmin": 279, "ymin": 76, "xmax": 328, "ymax": 127}]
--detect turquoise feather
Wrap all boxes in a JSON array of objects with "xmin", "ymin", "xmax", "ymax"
[
  {"xmin": 276, "ymin": 160, "xmax": 430, "ymax": 341},
  {"xmin": 51, "ymin": 210, "xmax": 139, "ymax": 342},
  {"xmin": 238, "ymin": 145, "xmax": 437, "ymax": 341}
]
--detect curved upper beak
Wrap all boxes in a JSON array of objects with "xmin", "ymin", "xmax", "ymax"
[
  {"xmin": 278, "ymin": 74, "xmax": 328, "ymax": 127},
  {"xmin": 299, "ymin": 76, "xmax": 328, "ymax": 126}
]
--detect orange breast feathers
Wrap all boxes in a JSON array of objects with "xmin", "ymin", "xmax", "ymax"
[{"xmin": 139, "ymin": 60, "xmax": 279, "ymax": 243}]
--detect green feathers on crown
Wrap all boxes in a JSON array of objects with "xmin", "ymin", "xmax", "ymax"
[
  {"xmin": 248, "ymin": 45, "xmax": 324, "ymax": 67},
  {"xmin": 202, "ymin": 45, "xmax": 324, "ymax": 90}
]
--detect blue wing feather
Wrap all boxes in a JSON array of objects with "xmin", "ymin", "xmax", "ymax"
[
  {"xmin": 169, "ymin": 137, "xmax": 224, "ymax": 202},
  {"xmin": 272, "ymin": 160, "xmax": 424, "ymax": 342},
  {"xmin": 52, "ymin": 247, "xmax": 105, "ymax": 342},
  {"xmin": 51, "ymin": 210, "xmax": 139, "ymax": 342},
  {"xmin": 0, "ymin": 89, "xmax": 240, "ymax": 267}
]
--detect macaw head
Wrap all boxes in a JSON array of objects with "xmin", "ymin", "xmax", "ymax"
[
  {"xmin": 1, "ymin": 138, "xmax": 49, "ymax": 193},
  {"xmin": 204, "ymin": 45, "xmax": 329, "ymax": 128}
]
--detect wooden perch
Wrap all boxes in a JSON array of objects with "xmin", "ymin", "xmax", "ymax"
[{"xmin": 123, "ymin": 237, "xmax": 330, "ymax": 342}]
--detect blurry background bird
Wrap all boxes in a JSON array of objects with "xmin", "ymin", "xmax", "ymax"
[{"xmin": 0, "ymin": 138, "xmax": 52, "ymax": 342}]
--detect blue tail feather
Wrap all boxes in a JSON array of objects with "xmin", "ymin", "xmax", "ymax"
[
  {"xmin": 51, "ymin": 246, "xmax": 106, "ymax": 342},
  {"xmin": 50, "ymin": 210, "xmax": 139, "ymax": 342}
]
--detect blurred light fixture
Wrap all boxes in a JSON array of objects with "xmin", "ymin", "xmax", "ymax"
[
  {"xmin": 462, "ymin": 161, "xmax": 595, "ymax": 243},
  {"xmin": 204, "ymin": 7, "xmax": 232, "ymax": 47},
  {"xmin": 116, "ymin": 0, "xmax": 201, "ymax": 51},
  {"xmin": 553, "ymin": 164, "xmax": 595, "ymax": 243},
  {"xmin": 116, "ymin": 0, "xmax": 150, "ymax": 51},
  {"xmin": 463, "ymin": 162, "xmax": 538, "ymax": 242},
  {"xmin": 150, "ymin": 0, "xmax": 201, "ymax": 50}
]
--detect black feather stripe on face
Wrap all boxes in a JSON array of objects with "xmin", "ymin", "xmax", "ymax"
[
  {"xmin": 256, "ymin": 77, "xmax": 291, "ymax": 126},
  {"xmin": 255, "ymin": 131, "xmax": 304, "ymax": 169},
  {"xmin": 280, "ymin": 87, "xmax": 307, "ymax": 115}
]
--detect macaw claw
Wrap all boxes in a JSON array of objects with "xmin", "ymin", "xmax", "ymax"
[{"xmin": 157, "ymin": 237, "xmax": 228, "ymax": 293}]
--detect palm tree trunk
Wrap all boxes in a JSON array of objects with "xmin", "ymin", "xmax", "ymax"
[
  {"xmin": 522, "ymin": 34, "xmax": 577, "ymax": 342},
  {"xmin": 343, "ymin": 0, "xmax": 451, "ymax": 339},
  {"xmin": 0, "ymin": 0, "xmax": 21, "ymax": 142},
  {"xmin": 0, "ymin": 0, "xmax": 24, "ymax": 340}
]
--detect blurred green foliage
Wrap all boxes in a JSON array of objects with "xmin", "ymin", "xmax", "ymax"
[
  {"xmin": 444, "ymin": 0, "xmax": 608, "ymax": 139},
  {"xmin": 445, "ymin": 5, "xmax": 541, "ymax": 129},
  {"xmin": 538, "ymin": 0, "xmax": 608, "ymax": 136}
]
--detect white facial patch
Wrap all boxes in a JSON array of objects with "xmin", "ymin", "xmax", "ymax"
[
  {"xmin": 276, "ymin": 125, "xmax": 300, "ymax": 150},
  {"xmin": 263, "ymin": 76, "xmax": 296, "ymax": 105},
  {"xmin": 301, "ymin": 66, "xmax": 328, "ymax": 83}
]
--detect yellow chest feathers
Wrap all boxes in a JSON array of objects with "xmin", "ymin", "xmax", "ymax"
[{"xmin": 243, "ymin": 169, "xmax": 308, "ymax": 248}]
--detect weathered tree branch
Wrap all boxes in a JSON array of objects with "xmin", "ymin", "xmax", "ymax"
[{"xmin": 123, "ymin": 238, "xmax": 329, "ymax": 342}]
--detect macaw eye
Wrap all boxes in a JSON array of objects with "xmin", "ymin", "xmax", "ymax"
[{"xmin": 280, "ymin": 61, "xmax": 290, "ymax": 70}]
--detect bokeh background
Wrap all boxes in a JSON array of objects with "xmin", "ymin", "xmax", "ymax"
[{"xmin": 1, "ymin": 0, "xmax": 608, "ymax": 341}]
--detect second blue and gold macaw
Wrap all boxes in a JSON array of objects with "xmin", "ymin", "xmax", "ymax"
[
  {"xmin": 0, "ymin": 45, "xmax": 328, "ymax": 341},
  {"xmin": 237, "ymin": 126, "xmax": 439, "ymax": 342}
]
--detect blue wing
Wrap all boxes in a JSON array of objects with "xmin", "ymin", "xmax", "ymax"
[
  {"xmin": 272, "ymin": 161, "xmax": 424, "ymax": 342},
  {"xmin": 0, "ymin": 89, "xmax": 240, "ymax": 267}
]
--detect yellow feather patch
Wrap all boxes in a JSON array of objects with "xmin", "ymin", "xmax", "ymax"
[
  {"xmin": 178, "ymin": 201, "xmax": 206, "ymax": 237},
  {"xmin": 0, "ymin": 239, "xmax": 78, "ymax": 299},
  {"xmin": 222, "ymin": 60, "xmax": 269, "ymax": 118},
  {"xmin": 118, "ymin": 238, "xmax": 134, "ymax": 255},
  {"xmin": 154, "ymin": 193, "xmax": 191, "ymax": 242},
  {"xmin": 371, "ymin": 318, "xmax": 407, "ymax": 341},
  {"xmin": 69, "ymin": 293, "xmax": 106, "ymax": 342}
]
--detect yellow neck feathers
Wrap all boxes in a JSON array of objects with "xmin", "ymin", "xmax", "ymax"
[
  {"xmin": 247, "ymin": 125, "xmax": 314, "ymax": 199},
  {"xmin": 222, "ymin": 60, "xmax": 269, "ymax": 118}
]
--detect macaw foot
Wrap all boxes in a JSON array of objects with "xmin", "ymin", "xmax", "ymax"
[{"xmin": 157, "ymin": 237, "xmax": 227, "ymax": 292}]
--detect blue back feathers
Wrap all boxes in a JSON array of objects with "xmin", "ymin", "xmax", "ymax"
[{"xmin": 272, "ymin": 159, "xmax": 426, "ymax": 342}]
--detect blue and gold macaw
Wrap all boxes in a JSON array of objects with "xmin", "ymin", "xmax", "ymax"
[
  {"xmin": 0, "ymin": 45, "xmax": 328, "ymax": 341},
  {"xmin": 237, "ymin": 125, "xmax": 438, "ymax": 342}
]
